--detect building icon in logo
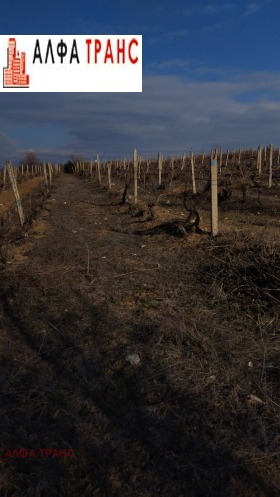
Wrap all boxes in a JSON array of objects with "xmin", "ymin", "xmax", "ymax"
[{"xmin": 3, "ymin": 38, "xmax": 29, "ymax": 88}]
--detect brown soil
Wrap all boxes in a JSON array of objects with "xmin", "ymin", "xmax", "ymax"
[
  {"xmin": 0, "ymin": 173, "xmax": 279, "ymax": 497},
  {"xmin": 0, "ymin": 177, "xmax": 45, "ymax": 215}
]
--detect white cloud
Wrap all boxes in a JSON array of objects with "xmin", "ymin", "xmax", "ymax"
[
  {"xmin": 149, "ymin": 29, "xmax": 189, "ymax": 45},
  {"xmin": 243, "ymin": 2, "xmax": 261, "ymax": 16},
  {"xmin": 167, "ymin": 29, "xmax": 189, "ymax": 40},
  {"xmin": 1, "ymin": 71, "xmax": 280, "ymax": 163},
  {"xmin": 198, "ymin": 22, "xmax": 225, "ymax": 32},
  {"xmin": 146, "ymin": 58, "xmax": 191, "ymax": 71},
  {"xmin": 185, "ymin": 3, "xmax": 235, "ymax": 16},
  {"xmin": 204, "ymin": 3, "xmax": 235, "ymax": 13}
]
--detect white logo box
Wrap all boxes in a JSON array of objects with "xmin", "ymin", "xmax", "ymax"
[{"xmin": 0, "ymin": 35, "xmax": 142, "ymax": 92}]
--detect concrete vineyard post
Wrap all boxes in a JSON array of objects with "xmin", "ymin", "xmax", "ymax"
[
  {"xmin": 269, "ymin": 143, "xmax": 273, "ymax": 188},
  {"xmin": 6, "ymin": 161, "xmax": 25, "ymax": 226},
  {"xmin": 107, "ymin": 162, "xmax": 112, "ymax": 190},
  {"xmin": 258, "ymin": 145, "xmax": 262, "ymax": 175},
  {"xmin": 191, "ymin": 151, "xmax": 196, "ymax": 194},
  {"xmin": 219, "ymin": 148, "xmax": 222, "ymax": 174},
  {"xmin": 169, "ymin": 156, "xmax": 174, "ymax": 192},
  {"xmin": 181, "ymin": 151, "xmax": 186, "ymax": 170},
  {"xmin": 138, "ymin": 156, "xmax": 142, "ymax": 180},
  {"xmin": 225, "ymin": 149, "xmax": 229, "ymax": 168},
  {"xmin": 238, "ymin": 149, "xmax": 241, "ymax": 166},
  {"xmin": 97, "ymin": 155, "xmax": 101, "ymax": 184},
  {"xmin": 158, "ymin": 152, "xmax": 163, "ymax": 186},
  {"xmin": 124, "ymin": 159, "xmax": 128, "ymax": 181},
  {"xmin": 43, "ymin": 163, "xmax": 48, "ymax": 187},
  {"xmin": 130, "ymin": 158, "xmax": 133, "ymax": 178},
  {"xmin": 133, "ymin": 148, "xmax": 138, "ymax": 205},
  {"xmin": 211, "ymin": 153, "xmax": 218, "ymax": 237},
  {"xmin": 3, "ymin": 163, "xmax": 7, "ymax": 190},
  {"xmin": 48, "ymin": 162, "xmax": 52, "ymax": 187}
]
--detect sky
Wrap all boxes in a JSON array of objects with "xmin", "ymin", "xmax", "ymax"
[{"xmin": 0, "ymin": 0, "xmax": 280, "ymax": 164}]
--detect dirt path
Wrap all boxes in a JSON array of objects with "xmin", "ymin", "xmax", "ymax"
[{"xmin": 0, "ymin": 174, "xmax": 279, "ymax": 497}]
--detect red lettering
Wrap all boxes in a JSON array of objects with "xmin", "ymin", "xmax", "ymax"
[
  {"xmin": 39, "ymin": 448, "xmax": 45, "ymax": 457},
  {"xmin": 68, "ymin": 449, "xmax": 75, "ymax": 457},
  {"xmin": 129, "ymin": 39, "xmax": 138, "ymax": 64},
  {"xmin": 95, "ymin": 39, "xmax": 101, "ymax": 63},
  {"xmin": 4, "ymin": 448, "xmax": 37, "ymax": 458},
  {"xmin": 117, "ymin": 39, "xmax": 125, "ymax": 63},
  {"xmin": 86, "ymin": 37, "xmax": 139, "ymax": 64},
  {"xmin": 19, "ymin": 448, "xmax": 28, "ymax": 458},
  {"xmin": 86, "ymin": 39, "xmax": 91, "ymax": 63},
  {"xmin": 52, "ymin": 449, "xmax": 60, "ymax": 457},
  {"xmin": 45, "ymin": 449, "xmax": 52, "ymax": 457},
  {"xmin": 104, "ymin": 40, "xmax": 113, "ymax": 63}
]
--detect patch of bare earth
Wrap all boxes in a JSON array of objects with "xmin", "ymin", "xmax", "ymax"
[
  {"xmin": 0, "ymin": 174, "xmax": 279, "ymax": 496},
  {"xmin": 0, "ymin": 177, "xmax": 45, "ymax": 215}
]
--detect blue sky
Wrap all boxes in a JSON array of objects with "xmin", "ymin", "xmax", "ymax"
[{"xmin": 1, "ymin": 0, "xmax": 280, "ymax": 163}]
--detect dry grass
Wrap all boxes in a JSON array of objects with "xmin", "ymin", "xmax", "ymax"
[
  {"xmin": 0, "ymin": 173, "xmax": 279, "ymax": 496},
  {"xmin": 0, "ymin": 176, "xmax": 45, "ymax": 215}
]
